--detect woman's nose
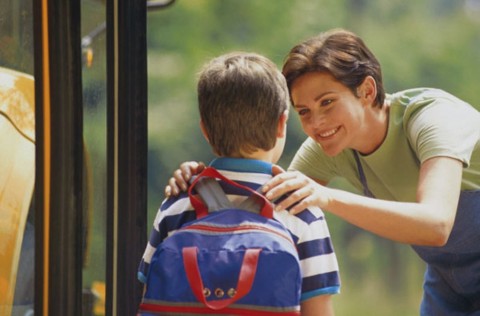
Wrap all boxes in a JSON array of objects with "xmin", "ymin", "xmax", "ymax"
[{"xmin": 312, "ymin": 112, "xmax": 326, "ymax": 127}]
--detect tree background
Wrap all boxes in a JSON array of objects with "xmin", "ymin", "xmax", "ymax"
[{"xmin": 81, "ymin": 1, "xmax": 480, "ymax": 315}]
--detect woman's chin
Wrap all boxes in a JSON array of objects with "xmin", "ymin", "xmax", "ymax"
[{"xmin": 319, "ymin": 143, "xmax": 344, "ymax": 157}]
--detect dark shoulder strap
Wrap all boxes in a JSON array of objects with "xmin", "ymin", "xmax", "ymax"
[{"xmin": 352, "ymin": 150, "xmax": 375, "ymax": 198}]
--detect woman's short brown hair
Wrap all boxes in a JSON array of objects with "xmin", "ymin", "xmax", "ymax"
[{"xmin": 282, "ymin": 29, "xmax": 385, "ymax": 107}]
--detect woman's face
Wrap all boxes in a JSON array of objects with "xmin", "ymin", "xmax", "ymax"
[{"xmin": 290, "ymin": 71, "xmax": 366, "ymax": 157}]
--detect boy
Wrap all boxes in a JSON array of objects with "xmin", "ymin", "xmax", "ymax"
[{"xmin": 138, "ymin": 52, "xmax": 340, "ymax": 315}]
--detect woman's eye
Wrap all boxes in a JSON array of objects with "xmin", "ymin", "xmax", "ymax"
[
  {"xmin": 321, "ymin": 99, "xmax": 333, "ymax": 106},
  {"xmin": 297, "ymin": 108, "xmax": 309, "ymax": 116}
]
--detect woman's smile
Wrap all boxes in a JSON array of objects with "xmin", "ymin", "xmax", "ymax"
[{"xmin": 318, "ymin": 126, "xmax": 341, "ymax": 139}]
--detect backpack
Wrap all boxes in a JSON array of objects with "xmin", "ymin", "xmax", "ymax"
[{"xmin": 138, "ymin": 167, "xmax": 302, "ymax": 315}]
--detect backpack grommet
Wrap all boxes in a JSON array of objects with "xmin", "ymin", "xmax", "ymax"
[
  {"xmin": 203, "ymin": 288, "xmax": 211, "ymax": 297},
  {"xmin": 227, "ymin": 288, "xmax": 236, "ymax": 297},
  {"xmin": 214, "ymin": 288, "xmax": 225, "ymax": 298}
]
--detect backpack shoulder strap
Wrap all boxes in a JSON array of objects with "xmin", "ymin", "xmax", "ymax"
[
  {"xmin": 191, "ymin": 176, "xmax": 233, "ymax": 212},
  {"xmin": 190, "ymin": 168, "xmax": 266, "ymax": 215},
  {"xmin": 236, "ymin": 185, "xmax": 264, "ymax": 213}
]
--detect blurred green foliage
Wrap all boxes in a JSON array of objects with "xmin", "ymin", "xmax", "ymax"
[{"xmin": 80, "ymin": 0, "xmax": 480, "ymax": 315}]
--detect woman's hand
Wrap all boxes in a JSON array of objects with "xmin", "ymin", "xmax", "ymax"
[
  {"xmin": 165, "ymin": 161, "xmax": 206, "ymax": 197},
  {"xmin": 263, "ymin": 169, "xmax": 331, "ymax": 214}
]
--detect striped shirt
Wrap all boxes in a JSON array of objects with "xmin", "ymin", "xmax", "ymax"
[{"xmin": 138, "ymin": 157, "xmax": 340, "ymax": 300}]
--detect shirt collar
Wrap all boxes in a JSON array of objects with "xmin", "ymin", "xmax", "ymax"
[{"xmin": 209, "ymin": 157, "xmax": 273, "ymax": 175}]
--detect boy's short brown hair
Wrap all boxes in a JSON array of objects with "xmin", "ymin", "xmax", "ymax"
[{"xmin": 198, "ymin": 52, "xmax": 289, "ymax": 157}]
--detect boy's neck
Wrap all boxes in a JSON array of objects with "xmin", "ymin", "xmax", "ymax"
[{"xmin": 228, "ymin": 149, "xmax": 276, "ymax": 164}]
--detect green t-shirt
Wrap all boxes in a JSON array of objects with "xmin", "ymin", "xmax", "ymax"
[{"xmin": 289, "ymin": 88, "xmax": 480, "ymax": 202}]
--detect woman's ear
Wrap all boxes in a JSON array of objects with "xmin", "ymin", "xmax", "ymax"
[
  {"xmin": 357, "ymin": 76, "xmax": 377, "ymax": 106},
  {"xmin": 276, "ymin": 110, "xmax": 289, "ymax": 138}
]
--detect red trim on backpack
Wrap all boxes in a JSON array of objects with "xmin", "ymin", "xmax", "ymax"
[
  {"xmin": 182, "ymin": 223, "xmax": 296, "ymax": 247},
  {"xmin": 138, "ymin": 302, "xmax": 301, "ymax": 315}
]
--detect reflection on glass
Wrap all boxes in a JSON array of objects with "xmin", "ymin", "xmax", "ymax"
[
  {"xmin": 81, "ymin": 0, "xmax": 107, "ymax": 315},
  {"xmin": 0, "ymin": 66, "xmax": 35, "ymax": 316},
  {"xmin": 0, "ymin": 0, "xmax": 35, "ymax": 315}
]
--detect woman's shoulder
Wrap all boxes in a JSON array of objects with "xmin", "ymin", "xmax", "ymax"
[
  {"xmin": 388, "ymin": 87, "xmax": 478, "ymax": 124},
  {"xmin": 388, "ymin": 88, "xmax": 480, "ymax": 167},
  {"xmin": 388, "ymin": 87, "xmax": 453, "ymax": 108}
]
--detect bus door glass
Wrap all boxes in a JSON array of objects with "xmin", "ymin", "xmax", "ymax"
[{"xmin": 81, "ymin": 0, "xmax": 108, "ymax": 315}]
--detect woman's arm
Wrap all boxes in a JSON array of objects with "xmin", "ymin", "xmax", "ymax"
[{"xmin": 263, "ymin": 156, "xmax": 463, "ymax": 246}]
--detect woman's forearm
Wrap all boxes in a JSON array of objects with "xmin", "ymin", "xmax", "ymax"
[{"xmin": 325, "ymin": 188, "xmax": 454, "ymax": 246}]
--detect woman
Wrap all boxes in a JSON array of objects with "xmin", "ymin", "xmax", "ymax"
[{"xmin": 166, "ymin": 29, "xmax": 480, "ymax": 315}]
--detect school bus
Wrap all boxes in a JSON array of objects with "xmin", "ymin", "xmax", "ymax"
[{"xmin": 0, "ymin": 0, "xmax": 175, "ymax": 315}]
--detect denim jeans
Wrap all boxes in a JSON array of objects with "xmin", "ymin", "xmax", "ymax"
[{"xmin": 412, "ymin": 190, "xmax": 480, "ymax": 316}]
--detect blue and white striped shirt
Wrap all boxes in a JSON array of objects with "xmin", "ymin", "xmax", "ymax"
[{"xmin": 138, "ymin": 157, "xmax": 340, "ymax": 300}]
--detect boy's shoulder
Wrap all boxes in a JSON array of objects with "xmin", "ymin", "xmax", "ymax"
[
  {"xmin": 273, "ymin": 193, "xmax": 326, "ymax": 222},
  {"xmin": 156, "ymin": 193, "xmax": 197, "ymax": 228},
  {"xmin": 273, "ymin": 204, "xmax": 329, "ymax": 241}
]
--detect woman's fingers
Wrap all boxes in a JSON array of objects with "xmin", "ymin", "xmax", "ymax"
[
  {"xmin": 264, "ymin": 171, "xmax": 306, "ymax": 200},
  {"xmin": 271, "ymin": 164, "xmax": 286, "ymax": 176},
  {"xmin": 274, "ymin": 180, "xmax": 314, "ymax": 213},
  {"xmin": 165, "ymin": 161, "xmax": 206, "ymax": 197},
  {"xmin": 179, "ymin": 161, "xmax": 206, "ymax": 182},
  {"xmin": 165, "ymin": 176, "xmax": 181, "ymax": 197},
  {"xmin": 263, "ymin": 171, "xmax": 324, "ymax": 214},
  {"xmin": 173, "ymin": 168, "xmax": 188, "ymax": 191}
]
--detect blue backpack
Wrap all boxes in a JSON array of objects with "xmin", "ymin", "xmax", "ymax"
[{"xmin": 138, "ymin": 167, "xmax": 301, "ymax": 315}]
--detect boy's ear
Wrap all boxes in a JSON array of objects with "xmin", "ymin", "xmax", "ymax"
[
  {"xmin": 357, "ymin": 75, "xmax": 377, "ymax": 106},
  {"xmin": 276, "ymin": 110, "xmax": 289, "ymax": 138},
  {"xmin": 200, "ymin": 120, "xmax": 210, "ymax": 143}
]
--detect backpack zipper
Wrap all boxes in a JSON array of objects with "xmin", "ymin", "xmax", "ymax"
[{"xmin": 181, "ymin": 223, "xmax": 296, "ymax": 247}]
